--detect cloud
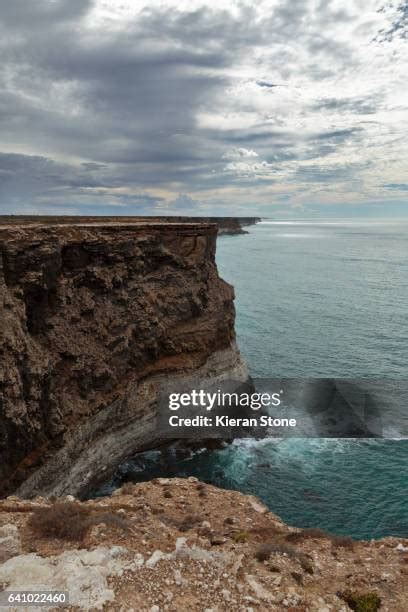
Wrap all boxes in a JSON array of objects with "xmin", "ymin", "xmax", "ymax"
[
  {"xmin": 168, "ymin": 193, "xmax": 201, "ymax": 211},
  {"xmin": 0, "ymin": 152, "xmax": 164, "ymax": 214},
  {"xmin": 0, "ymin": 0, "xmax": 407, "ymax": 215},
  {"xmin": 256, "ymin": 80, "xmax": 279, "ymax": 89},
  {"xmin": 311, "ymin": 96, "xmax": 381, "ymax": 115},
  {"xmin": 374, "ymin": 1, "xmax": 408, "ymax": 42},
  {"xmin": 0, "ymin": 0, "xmax": 93, "ymax": 29},
  {"xmin": 383, "ymin": 183, "xmax": 408, "ymax": 191},
  {"xmin": 222, "ymin": 148, "xmax": 259, "ymax": 160}
]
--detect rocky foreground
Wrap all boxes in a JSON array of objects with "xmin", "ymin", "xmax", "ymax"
[{"xmin": 0, "ymin": 478, "xmax": 407, "ymax": 611}]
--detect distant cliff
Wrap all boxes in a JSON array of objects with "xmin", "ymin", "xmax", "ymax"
[
  {"xmin": 0, "ymin": 221, "xmax": 249, "ymax": 498},
  {"xmin": 0, "ymin": 216, "xmax": 261, "ymax": 235}
]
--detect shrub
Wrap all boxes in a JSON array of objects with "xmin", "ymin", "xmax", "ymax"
[
  {"xmin": 232, "ymin": 531, "xmax": 249, "ymax": 543},
  {"xmin": 28, "ymin": 502, "xmax": 91, "ymax": 541},
  {"xmin": 120, "ymin": 482, "xmax": 135, "ymax": 495},
  {"xmin": 28, "ymin": 502, "xmax": 131, "ymax": 542},
  {"xmin": 255, "ymin": 542, "xmax": 295, "ymax": 562},
  {"xmin": 255, "ymin": 543, "xmax": 274, "ymax": 561},
  {"xmin": 286, "ymin": 528, "xmax": 328, "ymax": 543},
  {"xmin": 255, "ymin": 541, "xmax": 314, "ymax": 574},
  {"xmin": 338, "ymin": 591, "xmax": 381, "ymax": 611},
  {"xmin": 291, "ymin": 571, "xmax": 303, "ymax": 585},
  {"xmin": 178, "ymin": 514, "xmax": 201, "ymax": 532},
  {"xmin": 297, "ymin": 552, "xmax": 314, "ymax": 574},
  {"xmin": 331, "ymin": 535, "xmax": 355, "ymax": 550},
  {"xmin": 285, "ymin": 528, "xmax": 355, "ymax": 551},
  {"xmin": 196, "ymin": 484, "xmax": 207, "ymax": 498}
]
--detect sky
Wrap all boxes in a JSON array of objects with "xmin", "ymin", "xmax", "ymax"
[{"xmin": 0, "ymin": 0, "xmax": 407, "ymax": 217}]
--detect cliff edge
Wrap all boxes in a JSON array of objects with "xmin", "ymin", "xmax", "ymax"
[
  {"xmin": 0, "ymin": 222, "xmax": 249, "ymax": 498},
  {"xmin": 1, "ymin": 478, "xmax": 406, "ymax": 610},
  {"xmin": 0, "ymin": 216, "xmax": 261, "ymax": 235}
]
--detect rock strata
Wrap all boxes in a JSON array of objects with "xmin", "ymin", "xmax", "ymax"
[{"xmin": 0, "ymin": 222, "xmax": 249, "ymax": 498}]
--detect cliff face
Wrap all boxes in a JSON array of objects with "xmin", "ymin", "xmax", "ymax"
[{"xmin": 0, "ymin": 222, "xmax": 249, "ymax": 498}]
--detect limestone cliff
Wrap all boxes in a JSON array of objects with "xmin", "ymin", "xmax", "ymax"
[{"xmin": 0, "ymin": 222, "xmax": 249, "ymax": 498}]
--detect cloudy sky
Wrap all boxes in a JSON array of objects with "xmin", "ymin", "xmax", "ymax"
[{"xmin": 0, "ymin": 0, "xmax": 407, "ymax": 217}]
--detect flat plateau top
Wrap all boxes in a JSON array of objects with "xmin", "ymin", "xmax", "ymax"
[
  {"xmin": 0, "ymin": 221, "xmax": 213, "ymax": 227},
  {"xmin": 0, "ymin": 216, "xmax": 226, "ymax": 224},
  {"xmin": 0, "ymin": 221, "xmax": 217, "ymax": 232}
]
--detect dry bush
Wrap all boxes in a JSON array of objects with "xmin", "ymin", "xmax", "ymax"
[
  {"xmin": 255, "ymin": 541, "xmax": 314, "ymax": 574},
  {"xmin": 178, "ymin": 514, "xmax": 202, "ymax": 532},
  {"xmin": 232, "ymin": 531, "xmax": 249, "ymax": 543},
  {"xmin": 337, "ymin": 590, "xmax": 381, "ymax": 611},
  {"xmin": 120, "ymin": 482, "xmax": 135, "ymax": 495},
  {"xmin": 285, "ymin": 528, "xmax": 355, "ymax": 551},
  {"xmin": 297, "ymin": 552, "xmax": 314, "ymax": 574},
  {"xmin": 250, "ymin": 525, "xmax": 283, "ymax": 540},
  {"xmin": 196, "ymin": 483, "xmax": 207, "ymax": 498},
  {"xmin": 331, "ymin": 535, "xmax": 355, "ymax": 550},
  {"xmin": 28, "ymin": 502, "xmax": 91, "ymax": 541},
  {"xmin": 286, "ymin": 528, "xmax": 328, "ymax": 543},
  {"xmin": 28, "ymin": 502, "xmax": 131, "ymax": 542},
  {"xmin": 255, "ymin": 542, "xmax": 296, "ymax": 562},
  {"xmin": 291, "ymin": 571, "xmax": 303, "ymax": 585}
]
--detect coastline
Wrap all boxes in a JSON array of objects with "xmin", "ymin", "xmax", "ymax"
[{"xmin": 0, "ymin": 220, "xmax": 253, "ymax": 498}]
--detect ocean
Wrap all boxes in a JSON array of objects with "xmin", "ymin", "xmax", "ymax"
[{"xmin": 97, "ymin": 220, "xmax": 408, "ymax": 540}]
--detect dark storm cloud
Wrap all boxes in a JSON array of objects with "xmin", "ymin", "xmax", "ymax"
[
  {"xmin": 0, "ymin": 0, "xmax": 402, "ymax": 213},
  {"xmin": 0, "ymin": 0, "xmax": 239, "ymax": 208},
  {"xmin": 0, "ymin": 0, "xmax": 93, "ymax": 28},
  {"xmin": 0, "ymin": 152, "xmax": 164, "ymax": 213}
]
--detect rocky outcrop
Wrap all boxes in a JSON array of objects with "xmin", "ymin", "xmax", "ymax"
[
  {"xmin": 1, "ymin": 478, "xmax": 406, "ymax": 610},
  {"xmin": 0, "ymin": 222, "xmax": 249, "ymax": 498}
]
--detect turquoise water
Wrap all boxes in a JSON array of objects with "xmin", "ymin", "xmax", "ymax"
[
  {"xmin": 220, "ymin": 220, "xmax": 407, "ymax": 378},
  {"xmin": 101, "ymin": 220, "xmax": 408, "ymax": 539}
]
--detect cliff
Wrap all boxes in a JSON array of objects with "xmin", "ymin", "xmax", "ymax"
[
  {"xmin": 0, "ymin": 216, "xmax": 261, "ymax": 235},
  {"xmin": 0, "ymin": 222, "xmax": 249, "ymax": 499},
  {"xmin": 1, "ymin": 478, "xmax": 406, "ymax": 610}
]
